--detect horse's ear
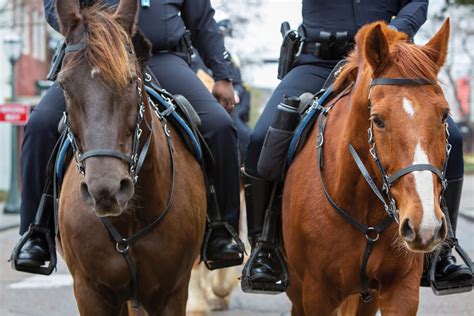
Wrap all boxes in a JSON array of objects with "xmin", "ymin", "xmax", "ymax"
[
  {"xmin": 114, "ymin": 0, "xmax": 140, "ymax": 35},
  {"xmin": 423, "ymin": 18, "xmax": 450, "ymax": 69},
  {"xmin": 56, "ymin": 0, "xmax": 81, "ymax": 37},
  {"xmin": 364, "ymin": 24, "xmax": 390, "ymax": 74},
  {"xmin": 132, "ymin": 29, "xmax": 152, "ymax": 65}
]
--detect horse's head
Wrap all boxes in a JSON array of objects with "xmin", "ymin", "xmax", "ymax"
[
  {"xmin": 56, "ymin": 0, "xmax": 152, "ymax": 217},
  {"xmin": 349, "ymin": 20, "xmax": 452, "ymax": 252}
]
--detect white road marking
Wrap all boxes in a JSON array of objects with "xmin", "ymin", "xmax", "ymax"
[
  {"xmin": 8, "ymin": 274, "xmax": 73, "ymax": 289},
  {"xmin": 412, "ymin": 142, "xmax": 439, "ymax": 242},
  {"xmin": 403, "ymin": 97, "xmax": 415, "ymax": 118}
]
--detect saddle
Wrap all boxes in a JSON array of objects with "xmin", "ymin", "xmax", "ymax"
[{"xmin": 287, "ymin": 60, "xmax": 348, "ymax": 165}]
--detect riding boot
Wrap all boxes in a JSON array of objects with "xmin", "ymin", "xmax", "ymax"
[
  {"xmin": 435, "ymin": 178, "xmax": 472, "ymax": 283},
  {"xmin": 202, "ymin": 183, "xmax": 245, "ymax": 270},
  {"xmin": 241, "ymin": 171, "xmax": 289, "ymax": 294},
  {"xmin": 10, "ymin": 191, "xmax": 57, "ymax": 275},
  {"xmin": 422, "ymin": 177, "xmax": 473, "ymax": 294}
]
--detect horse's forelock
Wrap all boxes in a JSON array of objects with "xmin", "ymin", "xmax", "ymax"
[{"xmin": 70, "ymin": 4, "xmax": 133, "ymax": 89}]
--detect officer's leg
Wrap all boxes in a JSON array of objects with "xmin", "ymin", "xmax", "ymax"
[
  {"xmin": 148, "ymin": 54, "xmax": 243, "ymax": 267},
  {"xmin": 435, "ymin": 117, "xmax": 471, "ymax": 284},
  {"xmin": 16, "ymin": 83, "xmax": 65, "ymax": 267},
  {"xmin": 242, "ymin": 64, "xmax": 333, "ymax": 291},
  {"xmin": 230, "ymin": 110, "xmax": 251, "ymax": 162}
]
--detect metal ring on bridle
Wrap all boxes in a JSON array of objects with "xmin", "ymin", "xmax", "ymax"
[
  {"xmin": 116, "ymin": 239, "xmax": 130, "ymax": 254},
  {"xmin": 365, "ymin": 227, "xmax": 380, "ymax": 242}
]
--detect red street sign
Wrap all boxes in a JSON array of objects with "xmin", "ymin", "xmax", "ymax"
[{"xmin": 0, "ymin": 103, "xmax": 30, "ymax": 125}]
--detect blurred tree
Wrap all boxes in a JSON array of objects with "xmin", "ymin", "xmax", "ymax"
[{"xmin": 425, "ymin": 0, "xmax": 474, "ymax": 122}]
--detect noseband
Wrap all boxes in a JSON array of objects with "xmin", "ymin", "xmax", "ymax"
[
  {"xmin": 315, "ymin": 76, "xmax": 450, "ymax": 302},
  {"xmin": 63, "ymin": 43, "xmax": 153, "ymax": 183}
]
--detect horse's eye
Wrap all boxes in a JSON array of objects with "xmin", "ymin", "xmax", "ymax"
[
  {"xmin": 442, "ymin": 110, "xmax": 449, "ymax": 123},
  {"xmin": 372, "ymin": 115, "xmax": 385, "ymax": 129}
]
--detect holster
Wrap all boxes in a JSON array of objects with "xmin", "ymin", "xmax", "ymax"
[
  {"xmin": 47, "ymin": 39, "xmax": 66, "ymax": 82},
  {"xmin": 176, "ymin": 30, "xmax": 194, "ymax": 66},
  {"xmin": 277, "ymin": 22, "xmax": 300, "ymax": 80}
]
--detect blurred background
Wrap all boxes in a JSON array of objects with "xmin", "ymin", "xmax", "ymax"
[{"xmin": 0, "ymin": 0, "xmax": 473, "ymax": 315}]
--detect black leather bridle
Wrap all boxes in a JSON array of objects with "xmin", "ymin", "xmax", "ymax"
[
  {"xmin": 316, "ymin": 77, "xmax": 450, "ymax": 302},
  {"xmin": 64, "ymin": 43, "xmax": 153, "ymax": 184}
]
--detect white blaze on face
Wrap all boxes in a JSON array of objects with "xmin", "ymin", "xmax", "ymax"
[
  {"xmin": 403, "ymin": 97, "xmax": 415, "ymax": 118},
  {"xmin": 413, "ymin": 142, "xmax": 440, "ymax": 242},
  {"xmin": 91, "ymin": 67, "xmax": 100, "ymax": 78}
]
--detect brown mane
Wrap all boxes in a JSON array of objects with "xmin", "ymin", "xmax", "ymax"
[
  {"xmin": 64, "ymin": 4, "xmax": 133, "ymax": 89},
  {"xmin": 334, "ymin": 22, "xmax": 438, "ymax": 91}
]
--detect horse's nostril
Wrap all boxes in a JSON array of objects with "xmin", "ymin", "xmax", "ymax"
[
  {"xmin": 401, "ymin": 218, "xmax": 416, "ymax": 242},
  {"xmin": 116, "ymin": 178, "xmax": 134, "ymax": 207},
  {"xmin": 80, "ymin": 181, "xmax": 94, "ymax": 206},
  {"xmin": 436, "ymin": 217, "xmax": 447, "ymax": 242}
]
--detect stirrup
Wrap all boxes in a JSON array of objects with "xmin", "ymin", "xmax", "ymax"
[
  {"xmin": 201, "ymin": 221, "xmax": 245, "ymax": 270},
  {"xmin": 10, "ymin": 225, "xmax": 57, "ymax": 275},
  {"xmin": 428, "ymin": 239, "xmax": 473, "ymax": 295},
  {"xmin": 241, "ymin": 241, "xmax": 289, "ymax": 294}
]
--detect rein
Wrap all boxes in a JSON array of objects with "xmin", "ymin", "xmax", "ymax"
[
  {"xmin": 62, "ymin": 43, "xmax": 177, "ymax": 308},
  {"xmin": 316, "ymin": 77, "xmax": 449, "ymax": 302}
]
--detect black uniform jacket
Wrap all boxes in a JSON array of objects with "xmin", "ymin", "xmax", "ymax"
[
  {"xmin": 43, "ymin": 0, "xmax": 233, "ymax": 81},
  {"xmin": 302, "ymin": 0, "xmax": 428, "ymax": 40}
]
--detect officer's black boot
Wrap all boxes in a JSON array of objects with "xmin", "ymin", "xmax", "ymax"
[
  {"xmin": 10, "ymin": 192, "xmax": 57, "ymax": 275},
  {"xmin": 435, "ymin": 178, "xmax": 472, "ymax": 284},
  {"xmin": 422, "ymin": 177, "xmax": 473, "ymax": 294},
  {"xmin": 202, "ymin": 184, "xmax": 244, "ymax": 270},
  {"xmin": 241, "ymin": 172, "xmax": 289, "ymax": 294}
]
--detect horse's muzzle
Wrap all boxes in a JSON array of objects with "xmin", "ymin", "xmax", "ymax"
[
  {"xmin": 80, "ymin": 177, "xmax": 134, "ymax": 217},
  {"xmin": 400, "ymin": 216, "xmax": 447, "ymax": 252}
]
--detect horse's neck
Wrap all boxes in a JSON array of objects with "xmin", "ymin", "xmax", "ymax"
[{"xmin": 325, "ymin": 76, "xmax": 382, "ymax": 224}]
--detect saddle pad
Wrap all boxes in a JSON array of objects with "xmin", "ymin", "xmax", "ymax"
[
  {"xmin": 287, "ymin": 86, "xmax": 333, "ymax": 165},
  {"xmin": 145, "ymin": 86, "xmax": 203, "ymax": 163}
]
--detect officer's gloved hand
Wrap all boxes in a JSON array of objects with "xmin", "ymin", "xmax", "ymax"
[{"xmin": 213, "ymin": 80, "xmax": 235, "ymax": 113}]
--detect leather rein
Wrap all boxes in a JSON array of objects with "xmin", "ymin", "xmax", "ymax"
[
  {"xmin": 314, "ymin": 77, "xmax": 450, "ymax": 302},
  {"xmin": 63, "ymin": 43, "xmax": 177, "ymax": 308}
]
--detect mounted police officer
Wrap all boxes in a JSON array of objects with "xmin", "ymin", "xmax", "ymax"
[
  {"xmin": 191, "ymin": 17, "xmax": 252, "ymax": 162},
  {"xmin": 242, "ymin": 0, "xmax": 472, "ymax": 294},
  {"xmin": 14, "ymin": 0, "xmax": 244, "ymax": 273}
]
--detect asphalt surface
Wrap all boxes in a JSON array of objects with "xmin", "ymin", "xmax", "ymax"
[{"xmin": 1, "ymin": 176, "xmax": 473, "ymax": 315}]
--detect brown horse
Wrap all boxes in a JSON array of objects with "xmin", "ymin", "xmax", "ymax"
[
  {"xmin": 56, "ymin": 0, "xmax": 206, "ymax": 314},
  {"xmin": 283, "ymin": 20, "xmax": 451, "ymax": 315}
]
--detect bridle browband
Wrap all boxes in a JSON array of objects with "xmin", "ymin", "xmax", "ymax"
[
  {"xmin": 62, "ymin": 42, "xmax": 178, "ymax": 308},
  {"xmin": 315, "ymin": 76, "xmax": 450, "ymax": 302}
]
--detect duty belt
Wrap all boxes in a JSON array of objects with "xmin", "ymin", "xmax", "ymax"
[{"xmin": 300, "ymin": 40, "xmax": 354, "ymax": 60}]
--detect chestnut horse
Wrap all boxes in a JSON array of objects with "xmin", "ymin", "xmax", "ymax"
[
  {"xmin": 283, "ymin": 20, "xmax": 452, "ymax": 315},
  {"xmin": 56, "ymin": 0, "xmax": 206, "ymax": 314}
]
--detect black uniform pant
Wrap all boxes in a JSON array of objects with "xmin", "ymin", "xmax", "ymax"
[
  {"xmin": 231, "ymin": 88, "xmax": 252, "ymax": 162},
  {"xmin": 20, "ymin": 53, "xmax": 241, "ymax": 234}
]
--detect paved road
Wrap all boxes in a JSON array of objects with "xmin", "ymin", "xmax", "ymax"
[{"xmin": 1, "ymin": 176, "xmax": 473, "ymax": 315}]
